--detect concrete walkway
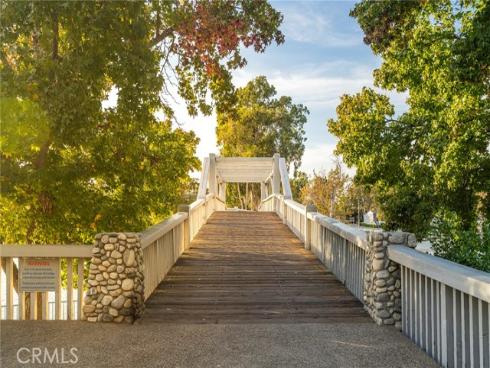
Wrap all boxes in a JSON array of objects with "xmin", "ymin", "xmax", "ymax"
[{"xmin": 1, "ymin": 321, "xmax": 438, "ymax": 367}]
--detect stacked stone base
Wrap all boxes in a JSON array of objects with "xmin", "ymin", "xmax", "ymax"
[
  {"xmin": 364, "ymin": 231, "xmax": 416, "ymax": 329},
  {"xmin": 82, "ymin": 233, "xmax": 144, "ymax": 323}
]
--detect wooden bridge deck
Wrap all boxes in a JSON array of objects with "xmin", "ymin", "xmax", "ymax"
[{"xmin": 143, "ymin": 211, "xmax": 370, "ymax": 323}]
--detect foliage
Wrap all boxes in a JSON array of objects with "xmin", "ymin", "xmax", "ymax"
[
  {"xmin": 290, "ymin": 171, "xmax": 308, "ymax": 202},
  {"xmin": 300, "ymin": 162, "xmax": 379, "ymax": 223},
  {"xmin": 328, "ymin": 0, "xmax": 490, "ymax": 238},
  {"xmin": 217, "ymin": 76, "xmax": 308, "ymax": 172},
  {"xmin": 225, "ymin": 183, "xmax": 260, "ymax": 210},
  {"xmin": 428, "ymin": 211, "xmax": 490, "ymax": 272},
  {"xmin": 0, "ymin": 1, "xmax": 284, "ymax": 244},
  {"xmin": 217, "ymin": 76, "xmax": 308, "ymax": 209},
  {"xmin": 301, "ymin": 162, "xmax": 349, "ymax": 218}
]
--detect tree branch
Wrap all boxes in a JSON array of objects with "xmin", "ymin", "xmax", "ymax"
[{"xmin": 151, "ymin": 27, "xmax": 175, "ymax": 46}]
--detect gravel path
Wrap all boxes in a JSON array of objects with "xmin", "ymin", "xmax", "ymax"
[{"xmin": 1, "ymin": 320, "xmax": 439, "ymax": 368}]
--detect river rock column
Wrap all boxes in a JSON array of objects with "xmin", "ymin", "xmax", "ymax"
[
  {"xmin": 82, "ymin": 233, "xmax": 144, "ymax": 323},
  {"xmin": 363, "ymin": 231, "xmax": 416, "ymax": 329}
]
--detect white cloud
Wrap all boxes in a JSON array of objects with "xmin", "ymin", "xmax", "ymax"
[
  {"xmin": 233, "ymin": 61, "xmax": 407, "ymax": 116},
  {"xmin": 300, "ymin": 142, "xmax": 355, "ymax": 177},
  {"xmin": 279, "ymin": 4, "xmax": 361, "ymax": 48}
]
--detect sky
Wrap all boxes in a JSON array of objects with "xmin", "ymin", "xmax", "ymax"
[{"xmin": 174, "ymin": 1, "xmax": 407, "ymax": 177}]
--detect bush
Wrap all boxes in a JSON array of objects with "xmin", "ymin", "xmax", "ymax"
[{"xmin": 428, "ymin": 212, "xmax": 490, "ymax": 272}]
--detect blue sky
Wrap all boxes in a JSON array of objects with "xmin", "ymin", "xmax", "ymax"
[{"xmin": 174, "ymin": 1, "xmax": 407, "ymax": 175}]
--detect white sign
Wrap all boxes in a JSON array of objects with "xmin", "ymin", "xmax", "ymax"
[{"xmin": 19, "ymin": 258, "xmax": 59, "ymax": 292}]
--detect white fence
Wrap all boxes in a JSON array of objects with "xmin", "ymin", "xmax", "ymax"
[
  {"xmin": 141, "ymin": 193, "xmax": 217, "ymax": 300},
  {"xmin": 260, "ymin": 193, "xmax": 490, "ymax": 368},
  {"xmin": 0, "ymin": 193, "xmax": 219, "ymax": 320},
  {"xmin": 0, "ymin": 245, "xmax": 92, "ymax": 320},
  {"xmin": 259, "ymin": 194, "xmax": 367, "ymax": 303},
  {"xmin": 389, "ymin": 245, "xmax": 490, "ymax": 368}
]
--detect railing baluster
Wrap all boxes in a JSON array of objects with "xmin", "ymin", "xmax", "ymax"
[
  {"xmin": 478, "ymin": 299, "xmax": 484, "ymax": 368},
  {"xmin": 30, "ymin": 292, "xmax": 37, "ymax": 320},
  {"xmin": 424, "ymin": 276, "xmax": 429, "ymax": 351},
  {"xmin": 77, "ymin": 258, "xmax": 84, "ymax": 320},
  {"xmin": 469, "ymin": 296, "xmax": 474, "ymax": 368},
  {"xmin": 67, "ymin": 258, "xmax": 73, "ymax": 320},
  {"xmin": 19, "ymin": 289, "xmax": 25, "ymax": 320},
  {"xmin": 453, "ymin": 288, "xmax": 458, "ymax": 367},
  {"xmin": 18, "ymin": 259, "xmax": 25, "ymax": 320},
  {"xmin": 42, "ymin": 292, "xmax": 49, "ymax": 320},
  {"xmin": 5, "ymin": 257, "xmax": 13, "ymax": 320},
  {"xmin": 55, "ymin": 258, "xmax": 61, "ymax": 320}
]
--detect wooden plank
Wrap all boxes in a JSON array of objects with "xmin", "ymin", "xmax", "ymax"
[{"xmin": 143, "ymin": 211, "xmax": 369, "ymax": 324}]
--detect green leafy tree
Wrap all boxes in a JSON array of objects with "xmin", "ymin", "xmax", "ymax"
[
  {"xmin": 328, "ymin": 0, "xmax": 490, "ymax": 237},
  {"xmin": 0, "ymin": 1, "xmax": 285, "ymax": 244},
  {"xmin": 217, "ymin": 76, "xmax": 308, "ymax": 171},
  {"xmin": 216, "ymin": 76, "xmax": 308, "ymax": 209},
  {"xmin": 428, "ymin": 211, "xmax": 490, "ymax": 272},
  {"xmin": 290, "ymin": 171, "xmax": 309, "ymax": 202}
]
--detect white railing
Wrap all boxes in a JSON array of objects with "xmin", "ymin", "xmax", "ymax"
[
  {"xmin": 0, "ymin": 194, "xmax": 219, "ymax": 319},
  {"xmin": 141, "ymin": 194, "xmax": 217, "ymax": 300},
  {"xmin": 0, "ymin": 245, "xmax": 92, "ymax": 320},
  {"xmin": 260, "ymin": 194, "xmax": 367, "ymax": 303},
  {"xmin": 388, "ymin": 246, "xmax": 490, "ymax": 368},
  {"xmin": 140, "ymin": 212, "xmax": 188, "ymax": 301}
]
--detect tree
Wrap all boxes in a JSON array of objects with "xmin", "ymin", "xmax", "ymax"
[
  {"xmin": 290, "ymin": 171, "xmax": 309, "ymax": 202},
  {"xmin": 216, "ymin": 76, "xmax": 308, "ymax": 209},
  {"xmin": 301, "ymin": 161, "xmax": 349, "ymax": 218},
  {"xmin": 217, "ymin": 76, "xmax": 308, "ymax": 171},
  {"xmin": 0, "ymin": 1, "xmax": 285, "ymax": 244},
  {"xmin": 328, "ymin": 0, "xmax": 490, "ymax": 237}
]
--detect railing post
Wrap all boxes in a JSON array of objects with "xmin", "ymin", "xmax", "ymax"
[
  {"xmin": 282, "ymin": 198, "xmax": 287, "ymax": 224},
  {"xmin": 272, "ymin": 153, "xmax": 280, "ymax": 195},
  {"xmin": 83, "ymin": 233, "xmax": 145, "ymax": 323},
  {"xmin": 260, "ymin": 182, "xmax": 266, "ymax": 201},
  {"xmin": 208, "ymin": 153, "xmax": 217, "ymax": 195},
  {"xmin": 304, "ymin": 204, "xmax": 316, "ymax": 250},
  {"xmin": 342, "ymin": 238, "xmax": 348, "ymax": 284},
  {"xmin": 178, "ymin": 204, "xmax": 191, "ymax": 249},
  {"xmin": 363, "ymin": 231, "xmax": 416, "ymax": 328}
]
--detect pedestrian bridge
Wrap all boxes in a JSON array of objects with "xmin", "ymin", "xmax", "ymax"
[{"xmin": 1, "ymin": 154, "xmax": 489, "ymax": 368}]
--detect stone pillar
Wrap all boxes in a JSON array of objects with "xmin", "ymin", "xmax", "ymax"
[
  {"xmin": 363, "ymin": 231, "xmax": 417, "ymax": 328},
  {"xmin": 83, "ymin": 233, "xmax": 144, "ymax": 323}
]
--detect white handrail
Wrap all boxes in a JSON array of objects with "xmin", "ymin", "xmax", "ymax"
[
  {"xmin": 0, "ymin": 244, "xmax": 92, "ymax": 258},
  {"xmin": 197, "ymin": 157, "xmax": 210, "ymax": 199},
  {"xmin": 284, "ymin": 198, "xmax": 305, "ymax": 212},
  {"xmin": 262, "ymin": 194, "xmax": 369, "ymax": 250},
  {"xmin": 278, "ymin": 157, "xmax": 292, "ymax": 199},
  {"xmin": 388, "ymin": 245, "xmax": 490, "ymax": 303},
  {"xmin": 140, "ymin": 212, "xmax": 188, "ymax": 249},
  {"xmin": 309, "ymin": 212, "xmax": 369, "ymax": 250}
]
